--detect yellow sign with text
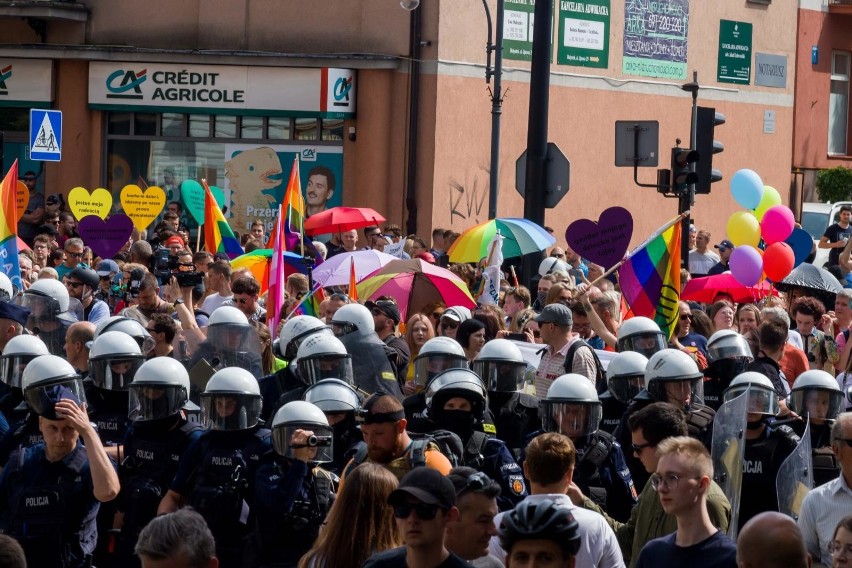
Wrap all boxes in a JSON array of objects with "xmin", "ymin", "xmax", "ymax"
[
  {"xmin": 120, "ymin": 184, "xmax": 166, "ymax": 231},
  {"xmin": 68, "ymin": 187, "xmax": 113, "ymax": 221}
]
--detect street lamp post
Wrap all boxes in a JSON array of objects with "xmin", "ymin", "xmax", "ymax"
[{"xmin": 483, "ymin": 0, "xmax": 504, "ymax": 221}]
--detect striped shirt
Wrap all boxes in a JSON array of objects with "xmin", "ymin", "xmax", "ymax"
[
  {"xmin": 535, "ymin": 336, "xmax": 597, "ymax": 399},
  {"xmin": 797, "ymin": 472, "xmax": 852, "ymax": 564}
]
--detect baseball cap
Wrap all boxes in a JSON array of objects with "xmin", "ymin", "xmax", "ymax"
[
  {"xmin": 366, "ymin": 299, "xmax": 401, "ymax": 325},
  {"xmin": 714, "ymin": 239, "xmax": 735, "ymax": 251},
  {"xmin": 442, "ymin": 306, "xmax": 472, "ymax": 323},
  {"xmin": 535, "ymin": 304, "xmax": 573, "ymax": 326},
  {"xmin": 165, "ymin": 236, "xmax": 184, "ymax": 248},
  {"xmin": 96, "ymin": 259, "xmax": 120, "ymax": 277},
  {"xmin": 388, "ymin": 467, "xmax": 456, "ymax": 509},
  {"xmin": 68, "ymin": 267, "xmax": 100, "ymax": 289}
]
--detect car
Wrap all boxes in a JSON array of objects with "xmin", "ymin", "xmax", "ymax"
[{"xmin": 801, "ymin": 201, "xmax": 852, "ymax": 268}]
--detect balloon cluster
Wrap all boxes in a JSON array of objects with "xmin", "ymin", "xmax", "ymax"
[{"xmin": 726, "ymin": 170, "xmax": 796, "ymax": 286}]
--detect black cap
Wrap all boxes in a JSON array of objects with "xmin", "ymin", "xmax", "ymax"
[
  {"xmin": 0, "ymin": 301, "xmax": 31, "ymax": 327},
  {"xmin": 67, "ymin": 267, "xmax": 99, "ymax": 289},
  {"xmin": 388, "ymin": 468, "xmax": 456, "ymax": 509},
  {"xmin": 366, "ymin": 299, "xmax": 401, "ymax": 325}
]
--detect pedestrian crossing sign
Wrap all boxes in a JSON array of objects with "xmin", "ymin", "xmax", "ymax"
[{"xmin": 29, "ymin": 109, "xmax": 62, "ymax": 162}]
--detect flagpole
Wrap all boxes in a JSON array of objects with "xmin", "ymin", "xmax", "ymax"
[{"xmin": 586, "ymin": 211, "xmax": 689, "ymax": 288}]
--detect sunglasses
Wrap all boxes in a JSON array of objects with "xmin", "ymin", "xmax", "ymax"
[
  {"xmin": 66, "ymin": 281, "xmax": 84, "ymax": 289},
  {"xmin": 679, "ymin": 314, "xmax": 693, "ymax": 321},
  {"xmin": 632, "ymin": 442, "xmax": 655, "ymax": 454},
  {"xmin": 431, "ymin": 312, "xmax": 445, "ymax": 319},
  {"xmin": 234, "ymin": 297, "xmax": 253, "ymax": 305},
  {"xmin": 441, "ymin": 319, "xmax": 459, "ymax": 329},
  {"xmin": 392, "ymin": 502, "xmax": 441, "ymax": 520},
  {"xmin": 68, "ymin": 251, "xmax": 84, "ymax": 258}
]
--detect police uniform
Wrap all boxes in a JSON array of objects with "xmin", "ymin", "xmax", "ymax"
[
  {"xmin": 257, "ymin": 365, "xmax": 302, "ymax": 423},
  {"xmin": 598, "ymin": 391, "xmax": 627, "ymax": 436},
  {"xmin": 487, "ymin": 391, "xmax": 540, "ymax": 456},
  {"xmin": 0, "ymin": 412, "xmax": 43, "ymax": 467},
  {"xmin": 738, "ymin": 422, "xmax": 800, "ymax": 529},
  {"xmin": 187, "ymin": 341, "xmax": 264, "ymax": 382},
  {"xmin": 0, "ymin": 442, "xmax": 105, "ymax": 568},
  {"xmin": 788, "ymin": 418, "xmax": 839, "ymax": 487},
  {"xmin": 404, "ymin": 391, "xmax": 499, "ymax": 437},
  {"xmin": 474, "ymin": 435, "xmax": 528, "ymax": 511}
]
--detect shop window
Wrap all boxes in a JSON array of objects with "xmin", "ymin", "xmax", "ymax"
[
  {"xmin": 108, "ymin": 112, "xmax": 132, "ymax": 135},
  {"xmin": 268, "ymin": 117, "xmax": 291, "ymax": 140},
  {"xmin": 321, "ymin": 119, "xmax": 344, "ymax": 141},
  {"xmin": 214, "ymin": 115, "xmax": 237, "ymax": 139},
  {"xmin": 829, "ymin": 51, "xmax": 850, "ymax": 156},
  {"xmin": 0, "ymin": 108, "xmax": 30, "ymax": 132},
  {"xmin": 295, "ymin": 118, "xmax": 318, "ymax": 141},
  {"xmin": 189, "ymin": 114, "xmax": 211, "ymax": 138},
  {"xmin": 134, "ymin": 113, "xmax": 158, "ymax": 136},
  {"xmin": 161, "ymin": 113, "xmax": 186, "ymax": 137},
  {"xmin": 241, "ymin": 116, "xmax": 264, "ymax": 139}
]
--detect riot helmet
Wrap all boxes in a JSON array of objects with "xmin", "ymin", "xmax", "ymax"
[
  {"xmin": 605, "ymin": 351, "xmax": 648, "ymax": 404},
  {"xmin": 0, "ymin": 273, "xmax": 13, "ymax": 301},
  {"xmin": 303, "ymin": 378, "xmax": 362, "ymax": 414},
  {"xmin": 723, "ymin": 372, "xmax": 780, "ymax": 416},
  {"xmin": 472, "ymin": 338, "xmax": 527, "ymax": 392},
  {"xmin": 88, "ymin": 331, "xmax": 145, "ymax": 391},
  {"xmin": 645, "ymin": 348, "xmax": 705, "ymax": 409},
  {"xmin": 200, "ymin": 367, "xmax": 262, "ymax": 431},
  {"xmin": 789, "ymin": 370, "xmax": 844, "ymax": 424},
  {"xmin": 707, "ymin": 330, "xmax": 754, "ymax": 364},
  {"xmin": 616, "ymin": 317, "xmax": 667, "ymax": 358},
  {"xmin": 128, "ymin": 357, "xmax": 191, "ymax": 421},
  {"xmin": 271, "ymin": 400, "xmax": 334, "ymax": 463},
  {"xmin": 330, "ymin": 303, "xmax": 374, "ymax": 338},
  {"xmin": 540, "ymin": 374, "xmax": 602, "ymax": 438},
  {"xmin": 21, "ymin": 279, "xmax": 81, "ymax": 355},
  {"xmin": 206, "ymin": 306, "xmax": 262, "ymax": 371},
  {"xmin": 279, "ymin": 315, "xmax": 331, "ymax": 360},
  {"xmin": 94, "ymin": 316, "xmax": 155, "ymax": 354},
  {"xmin": 22, "ymin": 354, "xmax": 86, "ymax": 419},
  {"xmin": 0, "ymin": 334, "xmax": 49, "ymax": 389},
  {"xmin": 295, "ymin": 333, "xmax": 354, "ymax": 385},
  {"xmin": 413, "ymin": 336, "xmax": 469, "ymax": 388},
  {"xmin": 425, "ymin": 368, "xmax": 487, "ymax": 420},
  {"xmin": 538, "ymin": 258, "xmax": 568, "ymax": 277}
]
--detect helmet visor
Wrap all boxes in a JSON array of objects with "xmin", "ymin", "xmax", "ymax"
[
  {"xmin": 724, "ymin": 385, "xmax": 779, "ymax": 415},
  {"xmin": 298, "ymin": 355, "xmax": 354, "ymax": 386},
  {"xmin": 90, "ymin": 356, "xmax": 144, "ymax": 391},
  {"xmin": 608, "ymin": 374, "xmax": 645, "ymax": 404},
  {"xmin": 24, "ymin": 377, "xmax": 86, "ymax": 419},
  {"xmin": 331, "ymin": 321, "xmax": 358, "ymax": 337},
  {"xmin": 0, "ymin": 354, "xmax": 39, "ymax": 389},
  {"xmin": 287, "ymin": 327, "xmax": 332, "ymax": 359},
  {"xmin": 708, "ymin": 334, "xmax": 754, "ymax": 363},
  {"xmin": 414, "ymin": 354, "xmax": 468, "ymax": 387},
  {"xmin": 272, "ymin": 423, "xmax": 334, "ymax": 463},
  {"xmin": 617, "ymin": 332, "xmax": 667, "ymax": 358},
  {"xmin": 21, "ymin": 293, "xmax": 60, "ymax": 323},
  {"xmin": 789, "ymin": 388, "xmax": 844, "ymax": 422},
  {"xmin": 650, "ymin": 377, "xmax": 704, "ymax": 409},
  {"xmin": 471, "ymin": 360, "xmax": 527, "ymax": 392},
  {"xmin": 200, "ymin": 393, "xmax": 262, "ymax": 430},
  {"xmin": 540, "ymin": 401, "xmax": 602, "ymax": 437},
  {"xmin": 129, "ymin": 384, "xmax": 188, "ymax": 421}
]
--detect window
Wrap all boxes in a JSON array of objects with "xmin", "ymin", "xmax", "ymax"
[{"xmin": 829, "ymin": 51, "xmax": 850, "ymax": 155}]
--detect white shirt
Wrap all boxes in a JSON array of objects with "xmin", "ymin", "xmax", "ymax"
[
  {"xmin": 488, "ymin": 493, "xmax": 625, "ymax": 568},
  {"xmin": 797, "ymin": 473, "xmax": 852, "ymax": 564},
  {"xmin": 688, "ymin": 250, "xmax": 720, "ymax": 275},
  {"xmin": 787, "ymin": 329, "xmax": 804, "ymax": 350},
  {"xmin": 200, "ymin": 292, "xmax": 232, "ymax": 315}
]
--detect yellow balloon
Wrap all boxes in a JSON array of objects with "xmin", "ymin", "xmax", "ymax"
[
  {"xmin": 727, "ymin": 211, "xmax": 761, "ymax": 247},
  {"xmin": 754, "ymin": 185, "xmax": 782, "ymax": 220}
]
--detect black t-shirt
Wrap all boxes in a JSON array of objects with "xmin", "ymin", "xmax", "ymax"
[
  {"xmin": 823, "ymin": 222, "xmax": 851, "ymax": 266},
  {"xmin": 363, "ymin": 547, "xmax": 469, "ymax": 568},
  {"xmin": 739, "ymin": 425, "xmax": 799, "ymax": 529},
  {"xmin": 636, "ymin": 530, "xmax": 737, "ymax": 568}
]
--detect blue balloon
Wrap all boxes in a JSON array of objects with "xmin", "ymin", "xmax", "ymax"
[
  {"xmin": 730, "ymin": 169, "xmax": 764, "ymax": 210},
  {"xmin": 784, "ymin": 227, "xmax": 814, "ymax": 268}
]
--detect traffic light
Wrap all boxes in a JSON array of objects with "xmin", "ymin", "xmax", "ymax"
[
  {"xmin": 670, "ymin": 146, "xmax": 699, "ymax": 194},
  {"xmin": 695, "ymin": 106, "xmax": 725, "ymax": 194}
]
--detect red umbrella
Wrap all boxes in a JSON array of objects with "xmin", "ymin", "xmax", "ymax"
[
  {"xmin": 681, "ymin": 273, "xmax": 777, "ymax": 304},
  {"xmin": 304, "ymin": 207, "xmax": 385, "ymax": 236}
]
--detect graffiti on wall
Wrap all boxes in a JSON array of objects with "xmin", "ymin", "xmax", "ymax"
[{"xmin": 447, "ymin": 165, "xmax": 489, "ymax": 226}]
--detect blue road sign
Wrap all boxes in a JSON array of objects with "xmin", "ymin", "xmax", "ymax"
[{"xmin": 29, "ymin": 109, "xmax": 62, "ymax": 162}]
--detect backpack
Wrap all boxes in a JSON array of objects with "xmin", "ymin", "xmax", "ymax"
[
  {"xmin": 563, "ymin": 339, "xmax": 607, "ymax": 394},
  {"xmin": 347, "ymin": 429, "xmax": 470, "ymax": 478}
]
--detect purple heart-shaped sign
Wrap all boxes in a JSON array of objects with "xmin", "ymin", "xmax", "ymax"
[
  {"xmin": 77, "ymin": 214, "xmax": 133, "ymax": 260},
  {"xmin": 565, "ymin": 207, "xmax": 633, "ymax": 269}
]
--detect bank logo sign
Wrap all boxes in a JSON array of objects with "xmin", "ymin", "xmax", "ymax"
[
  {"xmin": 0, "ymin": 60, "xmax": 53, "ymax": 103},
  {"xmin": 90, "ymin": 62, "xmax": 356, "ymax": 118},
  {"xmin": 0, "ymin": 65, "xmax": 12, "ymax": 95}
]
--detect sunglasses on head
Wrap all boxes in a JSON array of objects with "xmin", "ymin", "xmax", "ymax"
[{"xmin": 392, "ymin": 502, "xmax": 441, "ymax": 520}]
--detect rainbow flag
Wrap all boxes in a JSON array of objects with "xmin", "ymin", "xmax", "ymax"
[
  {"xmin": 282, "ymin": 156, "xmax": 305, "ymax": 252},
  {"xmin": 202, "ymin": 180, "xmax": 243, "ymax": 259},
  {"xmin": 0, "ymin": 161, "xmax": 22, "ymax": 291},
  {"xmin": 289, "ymin": 286, "xmax": 326, "ymax": 319},
  {"xmin": 268, "ymin": 202, "xmax": 286, "ymax": 334},
  {"xmin": 619, "ymin": 221, "xmax": 682, "ymax": 339}
]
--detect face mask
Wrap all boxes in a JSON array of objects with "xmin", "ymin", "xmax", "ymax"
[
  {"xmin": 439, "ymin": 409, "xmax": 474, "ymax": 439},
  {"xmin": 537, "ymin": 291, "xmax": 548, "ymax": 306}
]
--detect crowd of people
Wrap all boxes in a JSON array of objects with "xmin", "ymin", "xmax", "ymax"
[{"xmin": 0, "ymin": 183, "xmax": 851, "ymax": 568}]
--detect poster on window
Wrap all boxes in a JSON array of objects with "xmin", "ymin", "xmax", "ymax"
[
  {"xmin": 622, "ymin": 0, "xmax": 689, "ymax": 80},
  {"xmin": 503, "ymin": 0, "xmax": 555, "ymax": 62},
  {"xmin": 222, "ymin": 144, "xmax": 343, "ymax": 234},
  {"xmin": 557, "ymin": 0, "xmax": 610, "ymax": 68}
]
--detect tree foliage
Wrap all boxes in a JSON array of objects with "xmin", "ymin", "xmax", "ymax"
[{"xmin": 816, "ymin": 166, "xmax": 852, "ymax": 203}]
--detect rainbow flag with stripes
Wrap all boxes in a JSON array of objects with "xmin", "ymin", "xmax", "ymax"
[
  {"xmin": 290, "ymin": 286, "xmax": 325, "ymax": 319},
  {"xmin": 0, "ymin": 161, "xmax": 22, "ymax": 291},
  {"xmin": 619, "ymin": 221, "xmax": 681, "ymax": 339},
  {"xmin": 203, "ymin": 180, "xmax": 243, "ymax": 259},
  {"xmin": 282, "ymin": 156, "xmax": 305, "ymax": 252}
]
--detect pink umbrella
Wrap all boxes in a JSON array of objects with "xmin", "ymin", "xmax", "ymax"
[
  {"xmin": 681, "ymin": 273, "xmax": 777, "ymax": 304},
  {"xmin": 312, "ymin": 250, "xmax": 398, "ymax": 287}
]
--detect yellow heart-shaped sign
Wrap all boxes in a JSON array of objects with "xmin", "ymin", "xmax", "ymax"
[
  {"xmin": 120, "ymin": 185, "xmax": 166, "ymax": 231},
  {"xmin": 68, "ymin": 187, "xmax": 113, "ymax": 221},
  {"xmin": 15, "ymin": 181, "xmax": 28, "ymax": 221}
]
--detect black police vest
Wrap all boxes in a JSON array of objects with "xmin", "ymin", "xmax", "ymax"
[
  {"xmin": 488, "ymin": 391, "xmax": 539, "ymax": 456},
  {"xmin": 740, "ymin": 425, "xmax": 800, "ymax": 528},
  {"xmin": 84, "ymin": 385, "xmax": 130, "ymax": 447},
  {"xmin": 573, "ymin": 432, "xmax": 614, "ymax": 510},
  {"xmin": 599, "ymin": 395, "xmax": 626, "ymax": 436},
  {"xmin": 0, "ymin": 413, "xmax": 43, "ymax": 467},
  {"xmin": 685, "ymin": 404, "xmax": 716, "ymax": 448}
]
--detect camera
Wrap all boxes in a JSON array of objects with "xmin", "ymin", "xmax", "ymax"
[{"xmin": 176, "ymin": 271, "xmax": 204, "ymax": 288}]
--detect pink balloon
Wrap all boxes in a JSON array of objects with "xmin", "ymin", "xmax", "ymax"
[
  {"xmin": 729, "ymin": 246, "xmax": 763, "ymax": 287},
  {"xmin": 763, "ymin": 242, "xmax": 795, "ymax": 282},
  {"xmin": 760, "ymin": 205, "xmax": 795, "ymax": 245}
]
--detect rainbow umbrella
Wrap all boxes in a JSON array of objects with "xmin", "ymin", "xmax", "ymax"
[
  {"xmin": 447, "ymin": 218, "xmax": 555, "ymax": 263},
  {"xmin": 357, "ymin": 259, "xmax": 476, "ymax": 320},
  {"xmin": 230, "ymin": 249, "xmax": 309, "ymax": 293}
]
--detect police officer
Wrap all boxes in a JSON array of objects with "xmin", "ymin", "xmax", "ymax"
[
  {"xmin": 722, "ymin": 372, "xmax": 802, "ymax": 531},
  {"xmin": 0, "ymin": 335, "xmax": 50, "ymax": 466},
  {"xmin": 787, "ymin": 369, "xmax": 846, "ymax": 486},
  {"xmin": 249, "ymin": 400, "xmax": 336, "ymax": 567},
  {"xmin": 187, "ymin": 306, "xmax": 264, "ymax": 382},
  {"xmin": 600, "ymin": 351, "xmax": 647, "ymax": 435},
  {"xmin": 404, "ymin": 336, "xmax": 470, "ymax": 432},
  {"xmin": 20, "ymin": 278, "xmax": 80, "ymax": 356},
  {"xmin": 703, "ymin": 329, "xmax": 754, "ymax": 411},
  {"xmin": 330, "ymin": 303, "xmax": 403, "ymax": 398},
  {"xmin": 615, "ymin": 316, "xmax": 667, "ymax": 358},
  {"xmin": 424, "ymin": 368, "xmax": 527, "ymax": 511},
  {"xmin": 0, "ymin": 354, "xmax": 119, "ymax": 567},
  {"xmin": 539, "ymin": 374, "xmax": 637, "ymax": 522},
  {"xmin": 158, "ymin": 367, "xmax": 271, "ymax": 568},
  {"xmin": 471, "ymin": 338, "xmax": 538, "ymax": 454},
  {"xmin": 257, "ymin": 315, "xmax": 332, "ymax": 422},
  {"xmin": 303, "ymin": 378, "xmax": 363, "ymax": 475},
  {"xmin": 117, "ymin": 357, "xmax": 205, "ymax": 566}
]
